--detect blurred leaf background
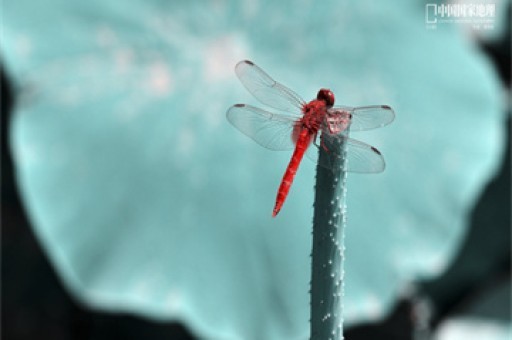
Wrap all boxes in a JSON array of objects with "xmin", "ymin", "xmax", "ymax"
[{"xmin": 1, "ymin": 0, "xmax": 510, "ymax": 339}]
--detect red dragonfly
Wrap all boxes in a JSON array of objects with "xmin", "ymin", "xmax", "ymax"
[{"xmin": 227, "ymin": 60, "xmax": 394, "ymax": 217}]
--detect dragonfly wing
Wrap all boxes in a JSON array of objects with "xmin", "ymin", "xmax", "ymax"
[
  {"xmin": 306, "ymin": 132, "xmax": 385, "ymax": 173},
  {"xmin": 226, "ymin": 104, "xmax": 297, "ymax": 151},
  {"xmin": 305, "ymin": 142, "xmax": 320, "ymax": 164},
  {"xmin": 345, "ymin": 137, "xmax": 385, "ymax": 173},
  {"xmin": 343, "ymin": 105, "xmax": 395, "ymax": 131},
  {"xmin": 235, "ymin": 60, "xmax": 306, "ymax": 114}
]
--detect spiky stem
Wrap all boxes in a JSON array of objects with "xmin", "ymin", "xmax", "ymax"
[{"xmin": 310, "ymin": 135, "xmax": 348, "ymax": 340}]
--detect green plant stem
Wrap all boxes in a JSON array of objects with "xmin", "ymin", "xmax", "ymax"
[{"xmin": 310, "ymin": 135, "xmax": 348, "ymax": 340}]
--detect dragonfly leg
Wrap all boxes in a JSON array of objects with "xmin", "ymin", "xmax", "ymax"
[
  {"xmin": 320, "ymin": 138, "xmax": 330, "ymax": 153},
  {"xmin": 313, "ymin": 133, "xmax": 320, "ymax": 148},
  {"xmin": 313, "ymin": 133, "xmax": 329, "ymax": 152}
]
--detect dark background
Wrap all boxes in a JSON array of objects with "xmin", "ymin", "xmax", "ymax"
[{"xmin": 1, "ymin": 20, "xmax": 510, "ymax": 340}]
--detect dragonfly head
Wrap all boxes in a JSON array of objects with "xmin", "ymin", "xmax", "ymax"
[{"xmin": 317, "ymin": 88, "xmax": 335, "ymax": 107}]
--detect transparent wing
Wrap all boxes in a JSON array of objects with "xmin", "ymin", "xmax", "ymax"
[
  {"xmin": 235, "ymin": 60, "xmax": 306, "ymax": 114},
  {"xmin": 226, "ymin": 104, "xmax": 298, "ymax": 151},
  {"xmin": 306, "ymin": 133, "xmax": 385, "ymax": 173},
  {"xmin": 329, "ymin": 105, "xmax": 395, "ymax": 131},
  {"xmin": 344, "ymin": 137, "xmax": 385, "ymax": 173}
]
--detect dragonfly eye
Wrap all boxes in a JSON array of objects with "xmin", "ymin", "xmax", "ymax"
[{"xmin": 317, "ymin": 88, "xmax": 335, "ymax": 107}]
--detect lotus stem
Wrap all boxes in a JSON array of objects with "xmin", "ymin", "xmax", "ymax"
[{"xmin": 310, "ymin": 135, "xmax": 348, "ymax": 340}]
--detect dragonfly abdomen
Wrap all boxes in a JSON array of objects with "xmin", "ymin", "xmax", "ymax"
[{"xmin": 272, "ymin": 129, "xmax": 312, "ymax": 217}]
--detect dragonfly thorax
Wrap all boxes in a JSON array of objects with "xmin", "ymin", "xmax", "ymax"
[{"xmin": 302, "ymin": 100, "xmax": 328, "ymax": 131}]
